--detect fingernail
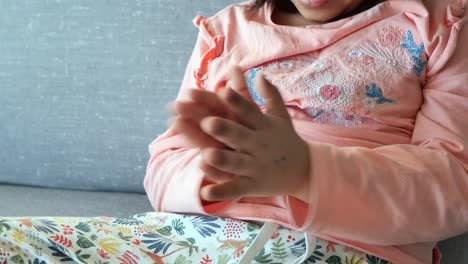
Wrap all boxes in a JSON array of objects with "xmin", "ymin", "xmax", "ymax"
[{"xmin": 200, "ymin": 117, "xmax": 211, "ymax": 132}]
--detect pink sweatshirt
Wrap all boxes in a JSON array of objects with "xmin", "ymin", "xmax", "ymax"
[{"xmin": 144, "ymin": 0, "xmax": 468, "ymax": 263}]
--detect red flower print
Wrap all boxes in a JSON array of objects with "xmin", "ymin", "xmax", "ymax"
[
  {"xmin": 49, "ymin": 235, "xmax": 72, "ymax": 248},
  {"xmin": 97, "ymin": 248, "xmax": 111, "ymax": 259},
  {"xmin": 98, "ymin": 217, "xmax": 113, "ymax": 221},
  {"xmin": 326, "ymin": 241, "xmax": 336, "ymax": 252},
  {"xmin": 60, "ymin": 224, "xmax": 74, "ymax": 235},
  {"xmin": 132, "ymin": 239, "xmax": 141, "ymax": 245},
  {"xmin": 271, "ymin": 233, "xmax": 280, "ymax": 239},
  {"xmin": 117, "ymin": 250, "xmax": 140, "ymax": 264},
  {"xmin": 96, "ymin": 228, "xmax": 112, "ymax": 234},
  {"xmin": 200, "ymin": 255, "xmax": 213, "ymax": 264}
]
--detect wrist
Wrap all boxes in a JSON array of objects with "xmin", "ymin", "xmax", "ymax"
[
  {"xmin": 290, "ymin": 178, "xmax": 310, "ymax": 203},
  {"xmin": 289, "ymin": 140, "xmax": 311, "ymax": 203}
]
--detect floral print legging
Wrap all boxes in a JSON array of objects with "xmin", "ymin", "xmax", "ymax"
[{"xmin": 0, "ymin": 212, "xmax": 391, "ymax": 264}]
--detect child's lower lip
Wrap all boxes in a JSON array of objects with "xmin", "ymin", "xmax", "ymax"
[{"xmin": 297, "ymin": 0, "xmax": 329, "ymax": 8}]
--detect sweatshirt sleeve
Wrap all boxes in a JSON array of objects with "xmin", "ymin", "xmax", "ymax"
[
  {"xmin": 287, "ymin": 9, "xmax": 468, "ymax": 245},
  {"xmin": 143, "ymin": 15, "xmax": 225, "ymax": 214}
]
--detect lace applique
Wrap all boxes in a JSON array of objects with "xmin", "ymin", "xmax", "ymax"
[{"xmin": 305, "ymin": 107, "xmax": 379, "ymax": 127}]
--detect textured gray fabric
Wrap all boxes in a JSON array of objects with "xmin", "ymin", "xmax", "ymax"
[
  {"xmin": 0, "ymin": 0, "xmax": 231, "ymax": 192},
  {"xmin": 0, "ymin": 184, "xmax": 153, "ymax": 218}
]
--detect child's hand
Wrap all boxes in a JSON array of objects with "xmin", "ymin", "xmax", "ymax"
[
  {"xmin": 187, "ymin": 67, "xmax": 311, "ymax": 202},
  {"xmin": 169, "ymin": 66, "xmax": 258, "ymax": 151}
]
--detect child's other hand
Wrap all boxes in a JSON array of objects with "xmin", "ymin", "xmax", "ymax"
[{"xmin": 169, "ymin": 66, "xmax": 258, "ymax": 152}]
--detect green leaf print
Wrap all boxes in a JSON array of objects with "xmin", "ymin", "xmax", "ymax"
[
  {"xmin": 187, "ymin": 237, "xmax": 195, "ymax": 244},
  {"xmin": 92, "ymin": 261, "xmax": 110, "ymax": 264},
  {"xmin": 112, "ymin": 218, "xmax": 144, "ymax": 226},
  {"xmin": 174, "ymin": 255, "xmax": 192, "ymax": 264},
  {"xmin": 216, "ymin": 254, "xmax": 231, "ymax": 264},
  {"xmin": 117, "ymin": 231, "xmax": 133, "ymax": 241},
  {"xmin": 77, "ymin": 235, "xmax": 95, "ymax": 248},
  {"xmin": 247, "ymin": 222, "xmax": 260, "ymax": 232},
  {"xmin": 75, "ymin": 222, "xmax": 91, "ymax": 232},
  {"xmin": 76, "ymin": 249, "xmax": 91, "ymax": 263},
  {"xmin": 272, "ymin": 237, "xmax": 288, "ymax": 261},
  {"xmin": 176, "ymin": 241, "xmax": 191, "ymax": 247},
  {"xmin": 254, "ymin": 248, "xmax": 273, "ymax": 263},
  {"xmin": 156, "ymin": 226, "xmax": 172, "ymax": 236},
  {"xmin": 90, "ymin": 234, "xmax": 98, "ymax": 241},
  {"xmin": 326, "ymin": 255, "xmax": 343, "ymax": 264},
  {"xmin": 47, "ymin": 245, "xmax": 73, "ymax": 262},
  {"xmin": 189, "ymin": 245, "xmax": 199, "ymax": 257},
  {"xmin": 33, "ymin": 219, "xmax": 59, "ymax": 234},
  {"xmin": 130, "ymin": 212, "xmax": 149, "ymax": 219},
  {"xmin": 27, "ymin": 259, "xmax": 47, "ymax": 264},
  {"xmin": 172, "ymin": 218, "xmax": 186, "ymax": 235},
  {"xmin": 86, "ymin": 219, "xmax": 109, "ymax": 228},
  {"xmin": 10, "ymin": 255, "xmax": 25, "ymax": 264},
  {"xmin": 0, "ymin": 220, "xmax": 11, "ymax": 234}
]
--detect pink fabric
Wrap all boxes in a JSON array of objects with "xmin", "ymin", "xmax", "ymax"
[{"xmin": 143, "ymin": 0, "xmax": 468, "ymax": 263}]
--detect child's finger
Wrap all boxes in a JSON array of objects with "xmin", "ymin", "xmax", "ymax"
[
  {"xmin": 219, "ymin": 86, "xmax": 270, "ymax": 130},
  {"xmin": 187, "ymin": 88, "xmax": 230, "ymax": 118},
  {"xmin": 199, "ymin": 177, "xmax": 252, "ymax": 201},
  {"xmin": 228, "ymin": 65, "xmax": 256, "ymax": 104},
  {"xmin": 198, "ymin": 161, "xmax": 236, "ymax": 183},
  {"xmin": 172, "ymin": 117, "xmax": 225, "ymax": 149},
  {"xmin": 200, "ymin": 147, "xmax": 257, "ymax": 177},
  {"xmin": 199, "ymin": 116, "xmax": 257, "ymax": 154},
  {"xmin": 173, "ymin": 100, "xmax": 213, "ymax": 123}
]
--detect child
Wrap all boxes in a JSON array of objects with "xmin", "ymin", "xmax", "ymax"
[
  {"xmin": 0, "ymin": 0, "xmax": 466, "ymax": 263},
  {"xmin": 145, "ymin": 0, "xmax": 468, "ymax": 263}
]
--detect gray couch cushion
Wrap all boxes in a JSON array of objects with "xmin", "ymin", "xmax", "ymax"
[
  {"xmin": 437, "ymin": 235, "xmax": 468, "ymax": 264},
  {"xmin": 0, "ymin": 0, "xmax": 231, "ymax": 192},
  {"xmin": 0, "ymin": 184, "xmax": 153, "ymax": 218}
]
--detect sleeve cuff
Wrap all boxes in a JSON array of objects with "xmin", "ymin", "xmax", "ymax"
[{"xmin": 286, "ymin": 142, "xmax": 335, "ymax": 232}]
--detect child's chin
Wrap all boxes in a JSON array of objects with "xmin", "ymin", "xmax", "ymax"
[{"xmin": 297, "ymin": 10, "xmax": 343, "ymax": 24}]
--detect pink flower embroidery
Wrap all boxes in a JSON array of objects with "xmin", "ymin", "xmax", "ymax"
[
  {"xmin": 362, "ymin": 97, "xmax": 377, "ymax": 109},
  {"xmin": 378, "ymin": 26, "xmax": 404, "ymax": 47},
  {"xmin": 303, "ymin": 70, "xmax": 355, "ymax": 111}
]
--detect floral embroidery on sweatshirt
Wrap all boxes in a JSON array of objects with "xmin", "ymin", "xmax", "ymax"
[
  {"xmin": 305, "ymin": 107, "xmax": 380, "ymax": 127},
  {"xmin": 242, "ymin": 27, "xmax": 427, "ymax": 125},
  {"xmin": 362, "ymin": 83, "xmax": 397, "ymax": 110},
  {"xmin": 378, "ymin": 25, "xmax": 405, "ymax": 47},
  {"xmin": 358, "ymin": 41, "xmax": 413, "ymax": 82},
  {"xmin": 400, "ymin": 30, "xmax": 427, "ymax": 77},
  {"xmin": 303, "ymin": 70, "xmax": 356, "ymax": 111}
]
